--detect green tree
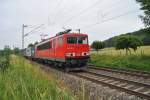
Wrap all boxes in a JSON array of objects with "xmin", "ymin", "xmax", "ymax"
[
  {"xmin": 116, "ymin": 36, "xmax": 142, "ymax": 55},
  {"xmin": 13, "ymin": 47, "xmax": 20, "ymax": 54},
  {"xmin": 3, "ymin": 45, "xmax": 11, "ymax": 56},
  {"xmin": 28, "ymin": 43, "xmax": 34, "ymax": 47},
  {"xmin": 143, "ymin": 36, "xmax": 150, "ymax": 45},
  {"xmin": 130, "ymin": 37, "xmax": 143, "ymax": 52},
  {"xmin": 91, "ymin": 41, "xmax": 105, "ymax": 54},
  {"xmin": 34, "ymin": 41, "xmax": 38, "ymax": 45},
  {"xmin": 136, "ymin": 0, "xmax": 150, "ymax": 27}
]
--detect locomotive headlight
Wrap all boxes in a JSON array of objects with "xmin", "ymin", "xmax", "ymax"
[
  {"xmin": 66, "ymin": 53, "xmax": 75, "ymax": 57},
  {"xmin": 66, "ymin": 53, "xmax": 71, "ymax": 57},
  {"xmin": 72, "ymin": 53, "xmax": 75, "ymax": 56},
  {"xmin": 86, "ymin": 52, "xmax": 90, "ymax": 56},
  {"xmin": 82, "ymin": 52, "xmax": 90, "ymax": 56},
  {"xmin": 70, "ymin": 53, "xmax": 75, "ymax": 57}
]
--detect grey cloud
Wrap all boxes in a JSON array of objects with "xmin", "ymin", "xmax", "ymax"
[{"xmin": 0, "ymin": 0, "xmax": 144, "ymax": 49}]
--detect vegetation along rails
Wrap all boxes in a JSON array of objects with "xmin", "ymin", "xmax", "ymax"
[
  {"xmin": 88, "ymin": 64, "xmax": 150, "ymax": 79},
  {"xmin": 71, "ymin": 70, "xmax": 150, "ymax": 99}
]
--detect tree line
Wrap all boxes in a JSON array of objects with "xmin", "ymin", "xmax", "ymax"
[
  {"xmin": 104, "ymin": 28, "xmax": 150, "ymax": 48},
  {"xmin": 91, "ymin": 35, "xmax": 143, "ymax": 55}
]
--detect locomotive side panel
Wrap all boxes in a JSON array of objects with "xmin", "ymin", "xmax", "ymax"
[
  {"xmin": 34, "ymin": 36, "xmax": 66, "ymax": 62},
  {"xmin": 54, "ymin": 35, "xmax": 66, "ymax": 62},
  {"xmin": 35, "ymin": 41, "xmax": 53, "ymax": 59}
]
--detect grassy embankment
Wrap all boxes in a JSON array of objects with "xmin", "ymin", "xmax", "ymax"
[
  {"xmin": 90, "ymin": 46, "xmax": 150, "ymax": 72},
  {"xmin": 0, "ymin": 55, "xmax": 74, "ymax": 100}
]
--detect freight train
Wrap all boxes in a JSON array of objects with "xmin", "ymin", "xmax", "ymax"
[{"xmin": 23, "ymin": 29, "xmax": 90, "ymax": 71}]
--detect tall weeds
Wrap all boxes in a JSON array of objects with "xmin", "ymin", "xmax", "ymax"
[{"xmin": 0, "ymin": 55, "xmax": 74, "ymax": 100}]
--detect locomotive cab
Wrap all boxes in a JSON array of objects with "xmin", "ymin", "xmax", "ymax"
[
  {"xmin": 30, "ymin": 30, "xmax": 90, "ymax": 72},
  {"xmin": 64, "ymin": 33, "xmax": 90, "ymax": 67}
]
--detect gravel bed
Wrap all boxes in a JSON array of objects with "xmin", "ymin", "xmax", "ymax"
[{"xmin": 39, "ymin": 65, "xmax": 147, "ymax": 100}]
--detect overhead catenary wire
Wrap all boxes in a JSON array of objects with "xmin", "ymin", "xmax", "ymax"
[
  {"xmin": 98, "ymin": 0, "xmax": 122, "ymax": 13},
  {"xmin": 30, "ymin": 0, "xmax": 102, "ymax": 34},
  {"xmin": 46, "ymin": 0, "xmax": 70, "ymax": 35},
  {"xmin": 53, "ymin": 0, "xmax": 62, "ymax": 13},
  {"xmin": 97, "ymin": 0, "xmax": 126, "ymax": 21},
  {"xmin": 61, "ymin": 0, "xmax": 125, "ymax": 29},
  {"xmin": 24, "ymin": 0, "xmax": 140, "ymax": 37},
  {"xmin": 24, "ymin": 24, "xmax": 45, "ymax": 37},
  {"xmin": 23, "ymin": 0, "xmax": 65, "ymax": 47},
  {"xmin": 35, "ymin": 0, "xmax": 62, "ymax": 35},
  {"xmin": 52, "ymin": 0, "xmax": 67, "ymax": 20},
  {"xmin": 39, "ymin": 0, "xmax": 125, "ymax": 32},
  {"xmin": 80, "ymin": 9, "xmax": 140, "ymax": 29},
  {"xmin": 59, "ymin": 0, "xmax": 85, "ymax": 19},
  {"xmin": 97, "ymin": 2, "xmax": 137, "ymax": 22},
  {"xmin": 50, "ymin": 0, "xmax": 68, "ymax": 31},
  {"xmin": 62, "ymin": 0, "xmax": 103, "ymax": 26},
  {"xmin": 48, "ymin": 0, "xmax": 62, "ymax": 19}
]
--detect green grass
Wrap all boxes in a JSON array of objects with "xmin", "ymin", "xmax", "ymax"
[
  {"xmin": 0, "ymin": 55, "xmax": 74, "ymax": 100},
  {"xmin": 91, "ymin": 46, "xmax": 150, "ymax": 56},
  {"xmin": 90, "ymin": 46, "xmax": 150, "ymax": 72}
]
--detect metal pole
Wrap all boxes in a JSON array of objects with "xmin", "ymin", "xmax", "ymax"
[
  {"xmin": 79, "ymin": 29, "xmax": 80, "ymax": 34},
  {"xmin": 76, "ymin": 29, "xmax": 80, "ymax": 34},
  {"xmin": 22, "ymin": 24, "xmax": 24, "ymax": 50}
]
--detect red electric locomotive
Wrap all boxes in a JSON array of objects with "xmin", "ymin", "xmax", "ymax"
[{"xmin": 33, "ymin": 29, "xmax": 90, "ymax": 71}]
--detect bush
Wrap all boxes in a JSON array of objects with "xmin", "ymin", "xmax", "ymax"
[
  {"xmin": 0, "ymin": 49, "xmax": 11, "ymax": 72},
  {"xmin": 0, "ymin": 57, "xmax": 9, "ymax": 72}
]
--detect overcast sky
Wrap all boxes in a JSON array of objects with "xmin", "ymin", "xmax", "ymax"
[{"xmin": 0, "ymin": 0, "xmax": 144, "ymax": 49}]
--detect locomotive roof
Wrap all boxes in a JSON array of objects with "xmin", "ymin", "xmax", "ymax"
[
  {"xmin": 64, "ymin": 33, "xmax": 88, "ymax": 36},
  {"xmin": 36, "ymin": 33, "xmax": 88, "ymax": 46}
]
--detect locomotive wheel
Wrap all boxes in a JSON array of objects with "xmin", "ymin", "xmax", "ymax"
[
  {"xmin": 48, "ymin": 61, "xmax": 53, "ymax": 65},
  {"xmin": 65, "ymin": 67, "xmax": 70, "ymax": 72},
  {"xmin": 82, "ymin": 66, "xmax": 88, "ymax": 71},
  {"xmin": 54, "ymin": 62, "xmax": 58, "ymax": 67}
]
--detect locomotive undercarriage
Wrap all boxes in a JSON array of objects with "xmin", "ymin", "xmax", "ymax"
[
  {"xmin": 32, "ymin": 57, "xmax": 89, "ymax": 72},
  {"xmin": 64, "ymin": 57, "xmax": 89, "ymax": 72}
]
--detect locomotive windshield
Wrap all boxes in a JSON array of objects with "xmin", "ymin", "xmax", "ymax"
[
  {"xmin": 67, "ymin": 36, "xmax": 88, "ymax": 44},
  {"xmin": 67, "ymin": 37, "xmax": 77, "ymax": 44}
]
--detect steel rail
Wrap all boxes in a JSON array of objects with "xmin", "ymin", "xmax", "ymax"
[
  {"xmin": 71, "ymin": 72, "xmax": 150, "ymax": 99},
  {"xmin": 85, "ymin": 70, "xmax": 150, "ymax": 88},
  {"xmin": 88, "ymin": 64, "xmax": 150, "ymax": 79}
]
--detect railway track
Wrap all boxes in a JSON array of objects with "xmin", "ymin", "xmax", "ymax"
[
  {"xmin": 71, "ymin": 70, "xmax": 150, "ymax": 99},
  {"xmin": 31, "ymin": 60, "xmax": 150, "ymax": 99},
  {"xmin": 88, "ymin": 64, "xmax": 150, "ymax": 79}
]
